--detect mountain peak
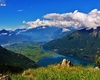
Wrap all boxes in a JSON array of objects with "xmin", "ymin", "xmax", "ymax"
[
  {"xmin": 76, "ymin": 26, "xmax": 100, "ymax": 37},
  {"xmin": 0, "ymin": 29, "xmax": 9, "ymax": 34}
]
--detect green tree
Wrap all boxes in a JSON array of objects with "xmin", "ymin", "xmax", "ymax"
[{"xmin": 95, "ymin": 55, "xmax": 100, "ymax": 68}]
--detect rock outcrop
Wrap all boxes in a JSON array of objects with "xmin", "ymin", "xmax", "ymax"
[
  {"xmin": 0, "ymin": 74, "xmax": 11, "ymax": 80},
  {"xmin": 61, "ymin": 59, "xmax": 73, "ymax": 67},
  {"xmin": 57, "ymin": 59, "xmax": 73, "ymax": 68},
  {"xmin": 94, "ymin": 67, "xmax": 100, "ymax": 71}
]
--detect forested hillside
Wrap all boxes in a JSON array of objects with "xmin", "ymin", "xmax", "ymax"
[{"xmin": 43, "ymin": 27, "xmax": 100, "ymax": 62}]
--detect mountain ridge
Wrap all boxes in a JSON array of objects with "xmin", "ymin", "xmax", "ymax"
[
  {"xmin": 0, "ymin": 45, "xmax": 38, "ymax": 72},
  {"xmin": 0, "ymin": 27, "xmax": 71, "ymax": 45},
  {"xmin": 43, "ymin": 27, "xmax": 100, "ymax": 62}
]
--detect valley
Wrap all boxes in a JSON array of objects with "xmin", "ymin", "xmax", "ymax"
[
  {"xmin": 5, "ymin": 42, "xmax": 53, "ymax": 62},
  {"xmin": 0, "ymin": 28, "xmax": 100, "ymax": 80},
  {"xmin": 0, "ymin": 1, "xmax": 100, "ymax": 80},
  {"xmin": 1, "ymin": 27, "xmax": 100, "ymax": 67},
  {"xmin": 5, "ymin": 41, "xmax": 92, "ymax": 67},
  {"xmin": 0, "ymin": 27, "xmax": 69, "ymax": 45}
]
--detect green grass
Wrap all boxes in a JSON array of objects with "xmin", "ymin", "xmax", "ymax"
[
  {"xmin": 10, "ymin": 65, "xmax": 100, "ymax": 80},
  {"xmin": 17, "ymin": 47, "xmax": 52, "ymax": 62},
  {"xmin": 5, "ymin": 42, "xmax": 52, "ymax": 62}
]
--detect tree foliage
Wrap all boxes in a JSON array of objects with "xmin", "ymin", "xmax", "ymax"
[{"xmin": 95, "ymin": 55, "xmax": 100, "ymax": 68}]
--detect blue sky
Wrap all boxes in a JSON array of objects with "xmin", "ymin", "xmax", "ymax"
[{"xmin": 0, "ymin": 0, "xmax": 100, "ymax": 29}]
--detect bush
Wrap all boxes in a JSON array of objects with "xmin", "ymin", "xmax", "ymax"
[{"xmin": 95, "ymin": 55, "xmax": 100, "ymax": 68}]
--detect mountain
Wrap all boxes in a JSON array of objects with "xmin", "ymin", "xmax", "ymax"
[
  {"xmin": 0, "ymin": 29, "xmax": 10, "ymax": 34},
  {"xmin": 0, "ymin": 27, "xmax": 70, "ymax": 45},
  {"xmin": 0, "ymin": 45, "xmax": 38, "ymax": 73},
  {"xmin": 20, "ymin": 27, "xmax": 68, "ymax": 42},
  {"xmin": 43, "ymin": 27, "xmax": 100, "ymax": 62},
  {"xmin": 0, "ymin": 29, "xmax": 30, "ymax": 45}
]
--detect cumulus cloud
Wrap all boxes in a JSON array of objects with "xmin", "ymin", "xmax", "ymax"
[
  {"xmin": 23, "ymin": 19, "xmax": 72, "ymax": 29},
  {"xmin": 24, "ymin": 9, "xmax": 100, "ymax": 31}
]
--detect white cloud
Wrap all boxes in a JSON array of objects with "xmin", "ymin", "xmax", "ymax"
[
  {"xmin": 16, "ymin": 29, "xmax": 27, "ymax": 35},
  {"xmin": 0, "ymin": 33, "xmax": 7, "ymax": 36},
  {"xmin": 0, "ymin": 0, "xmax": 6, "ymax": 6},
  {"xmin": 24, "ymin": 9, "xmax": 100, "ymax": 31},
  {"xmin": 62, "ymin": 28, "xmax": 70, "ymax": 32},
  {"xmin": 6, "ymin": 28, "xmax": 17, "ymax": 31},
  {"xmin": 24, "ymin": 19, "xmax": 72, "ymax": 29},
  {"xmin": 0, "ymin": 3, "xmax": 6, "ymax": 6},
  {"xmin": 17, "ymin": 9, "xmax": 23, "ymax": 12}
]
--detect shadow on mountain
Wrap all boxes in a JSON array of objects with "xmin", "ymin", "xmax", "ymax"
[{"xmin": 0, "ymin": 46, "xmax": 38, "ymax": 74}]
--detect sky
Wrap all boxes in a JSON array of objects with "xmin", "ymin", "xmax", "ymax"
[{"xmin": 0, "ymin": 0, "xmax": 100, "ymax": 30}]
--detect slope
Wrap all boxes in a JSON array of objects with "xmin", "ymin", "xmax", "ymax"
[
  {"xmin": 43, "ymin": 27, "xmax": 100, "ymax": 62},
  {"xmin": 0, "ymin": 45, "xmax": 38, "ymax": 73}
]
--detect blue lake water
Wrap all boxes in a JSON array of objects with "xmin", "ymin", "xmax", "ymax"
[
  {"xmin": 37, "ymin": 52, "xmax": 80, "ymax": 66},
  {"xmin": 37, "ymin": 48, "xmax": 91, "ymax": 66}
]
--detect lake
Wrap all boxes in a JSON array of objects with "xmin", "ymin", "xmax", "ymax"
[
  {"xmin": 37, "ymin": 47, "xmax": 92, "ymax": 66},
  {"xmin": 37, "ymin": 52, "xmax": 80, "ymax": 66}
]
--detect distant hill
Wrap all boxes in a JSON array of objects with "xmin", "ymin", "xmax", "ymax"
[
  {"xmin": 0, "ymin": 45, "xmax": 38, "ymax": 73},
  {"xmin": 0, "ymin": 29, "xmax": 30, "ymax": 45},
  {"xmin": 0, "ymin": 27, "xmax": 71, "ymax": 45},
  {"xmin": 43, "ymin": 27, "xmax": 100, "ymax": 62},
  {"xmin": 0, "ymin": 29, "xmax": 10, "ymax": 34}
]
